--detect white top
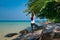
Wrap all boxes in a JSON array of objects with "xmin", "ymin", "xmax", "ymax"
[
  {"xmin": 31, "ymin": 20, "xmax": 35, "ymax": 23},
  {"xmin": 30, "ymin": 14, "xmax": 35, "ymax": 23}
]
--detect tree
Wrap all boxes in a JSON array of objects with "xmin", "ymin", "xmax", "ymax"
[
  {"xmin": 25, "ymin": 0, "xmax": 54, "ymax": 15},
  {"xmin": 38, "ymin": 1, "xmax": 60, "ymax": 22},
  {"xmin": 25, "ymin": 0, "xmax": 60, "ymax": 23}
]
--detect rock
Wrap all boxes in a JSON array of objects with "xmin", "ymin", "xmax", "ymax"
[
  {"xmin": 13, "ymin": 30, "xmax": 43, "ymax": 40},
  {"xmin": 5, "ymin": 33, "xmax": 18, "ymax": 37},
  {"xmin": 54, "ymin": 33, "xmax": 60, "ymax": 38},
  {"xmin": 19, "ymin": 29, "xmax": 28, "ymax": 35}
]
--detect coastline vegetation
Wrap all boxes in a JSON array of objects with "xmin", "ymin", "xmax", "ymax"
[{"xmin": 25, "ymin": 0, "xmax": 60, "ymax": 23}]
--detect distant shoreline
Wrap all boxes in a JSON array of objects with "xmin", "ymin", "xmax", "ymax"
[{"xmin": 0, "ymin": 20, "xmax": 39, "ymax": 22}]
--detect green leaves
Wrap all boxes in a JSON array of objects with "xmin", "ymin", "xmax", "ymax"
[
  {"xmin": 38, "ymin": 1, "xmax": 60, "ymax": 22},
  {"xmin": 25, "ymin": 0, "xmax": 60, "ymax": 22}
]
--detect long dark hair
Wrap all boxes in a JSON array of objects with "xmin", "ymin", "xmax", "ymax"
[{"xmin": 31, "ymin": 12, "xmax": 34, "ymax": 20}]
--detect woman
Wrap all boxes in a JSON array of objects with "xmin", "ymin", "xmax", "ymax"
[{"xmin": 30, "ymin": 13, "xmax": 35, "ymax": 33}]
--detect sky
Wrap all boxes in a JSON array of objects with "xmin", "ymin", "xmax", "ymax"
[{"xmin": 0, "ymin": 0, "xmax": 31, "ymax": 20}]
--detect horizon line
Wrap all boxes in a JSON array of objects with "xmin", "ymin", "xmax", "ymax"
[{"xmin": 0, "ymin": 20, "xmax": 39, "ymax": 22}]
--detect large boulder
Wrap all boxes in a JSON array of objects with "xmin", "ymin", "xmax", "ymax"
[
  {"xmin": 5, "ymin": 33, "xmax": 18, "ymax": 37},
  {"xmin": 19, "ymin": 29, "xmax": 28, "ymax": 35}
]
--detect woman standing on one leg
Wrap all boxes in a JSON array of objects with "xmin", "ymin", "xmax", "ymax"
[{"xmin": 30, "ymin": 12, "xmax": 35, "ymax": 33}]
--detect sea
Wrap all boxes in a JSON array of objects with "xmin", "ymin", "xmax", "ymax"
[
  {"xmin": 0, "ymin": 20, "xmax": 46, "ymax": 40},
  {"xmin": 0, "ymin": 21, "xmax": 30, "ymax": 40}
]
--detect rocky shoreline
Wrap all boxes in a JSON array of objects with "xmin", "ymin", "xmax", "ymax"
[{"xmin": 4, "ymin": 23, "xmax": 60, "ymax": 40}]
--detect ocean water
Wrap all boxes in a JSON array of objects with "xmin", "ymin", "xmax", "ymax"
[
  {"xmin": 0, "ymin": 22, "xmax": 30, "ymax": 40},
  {"xmin": 0, "ymin": 20, "xmax": 45, "ymax": 40}
]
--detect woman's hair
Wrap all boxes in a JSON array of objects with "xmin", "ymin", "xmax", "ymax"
[{"xmin": 31, "ymin": 13, "xmax": 34, "ymax": 20}]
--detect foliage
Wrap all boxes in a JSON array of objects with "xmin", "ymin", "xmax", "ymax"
[
  {"xmin": 38, "ymin": 1, "xmax": 60, "ymax": 22},
  {"xmin": 25, "ymin": 0, "xmax": 54, "ymax": 15},
  {"xmin": 25, "ymin": 0, "xmax": 60, "ymax": 22}
]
